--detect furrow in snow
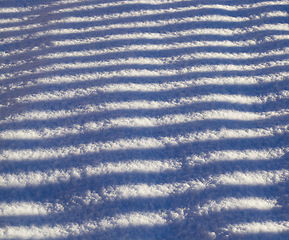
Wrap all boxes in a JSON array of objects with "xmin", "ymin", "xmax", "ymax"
[{"xmin": 1, "ymin": 125, "xmax": 288, "ymax": 161}]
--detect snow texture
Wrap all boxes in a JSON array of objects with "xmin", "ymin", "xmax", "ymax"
[{"xmin": 0, "ymin": 0, "xmax": 289, "ymax": 239}]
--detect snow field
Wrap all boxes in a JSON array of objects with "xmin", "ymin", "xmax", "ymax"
[{"xmin": 1, "ymin": 0, "xmax": 289, "ymax": 239}]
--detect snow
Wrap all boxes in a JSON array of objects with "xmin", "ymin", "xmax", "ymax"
[
  {"xmin": 196, "ymin": 197, "xmax": 279, "ymax": 215},
  {"xmin": 1, "ymin": 0, "xmax": 289, "ymax": 239}
]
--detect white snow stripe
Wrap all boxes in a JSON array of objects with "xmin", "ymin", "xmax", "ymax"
[
  {"xmin": 0, "ymin": 60, "xmax": 29, "ymax": 70},
  {"xmin": 36, "ymin": 48, "xmax": 289, "ymax": 66},
  {"xmin": 0, "ymin": 18, "xmax": 23, "ymax": 24},
  {"xmin": 52, "ymin": 0, "xmax": 90, "ymax": 5},
  {"xmin": 3, "ymin": 96, "xmax": 289, "ymax": 123},
  {"xmin": 195, "ymin": 197, "xmax": 279, "ymax": 215},
  {"xmin": 0, "ymin": 35, "xmax": 29, "ymax": 45},
  {"xmin": 0, "ymin": 196, "xmax": 287, "ymax": 239},
  {"xmin": 0, "ymin": 210, "xmax": 172, "ymax": 239},
  {"xmin": 0, "ymin": 169, "xmax": 73, "ymax": 187},
  {"xmin": 37, "ymin": 48, "xmax": 289, "ymax": 72},
  {"xmin": 0, "ymin": 202, "xmax": 63, "ymax": 216},
  {"xmin": 32, "ymin": 11, "xmax": 287, "ymax": 36},
  {"xmin": 3, "ymin": 57, "xmax": 289, "ymax": 83},
  {"xmin": 187, "ymin": 147, "xmax": 289, "ymax": 166},
  {"xmin": 0, "ymin": 0, "xmax": 288, "ymax": 14},
  {"xmin": 0, "ymin": 38, "xmax": 271, "ymax": 79},
  {"xmin": 270, "ymin": 34, "xmax": 289, "ymax": 40},
  {"xmin": 0, "ymin": 14, "xmax": 38, "ymax": 25},
  {"xmin": 38, "ymin": 35, "xmax": 289, "ymax": 60},
  {"xmin": 0, "ymin": 0, "xmax": 81, "ymax": 14},
  {"xmin": 1, "ymin": 5, "xmax": 285, "ymax": 36},
  {"xmin": 2, "ymin": 22, "xmax": 289, "ymax": 46},
  {"xmin": 3, "ymin": 34, "xmax": 285, "ymax": 59},
  {"xmin": 36, "ymin": 40, "xmax": 262, "ymax": 59},
  {"xmin": 3, "ymin": 92, "xmax": 289, "ymax": 123},
  {"xmin": 15, "ymin": 87, "xmax": 289, "ymax": 105},
  {"xmin": 52, "ymin": 0, "xmax": 192, "ymax": 14},
  {"xmin": 8, "ymin": 47, "xmax": 287, "ymax": 76},
  {"xmin": 50, "ymin": 11, "xmax": 288, "ymax": 24},
  {"xmin": 2, "ymin": 71, "xmax": 289, "ymax": 97},
  {"xmin": 103, "ymin": 169, "xmax": 289, "ymax": 200},
  {"xmin": 0, "ymin": 23, "xmax": 43, "ymax": 33},
  {"xmin": 0, "ymin": 45, "xmax": 44, "ymax": 58},
  {"xmin": 0, "ymin": 7, "xmax": 32, "ymax": 13},
  {"xmin": 0, "ymin": 3, "xmax": 50, "ymax": 13},
  {"xmin": 53, "ymin": 0, "xmax": 289, "ymax": 14},
  {"xmin": 225, "ymin": 221, "xmax": 289, "ymax": 234},
  {"xmin": 206, "ymin": 0, "xmax": 289, "ymax": 10},
  {"xmin": 215, "ymin": 169, "xmax": 289, "ymax": 186},
  {"xmin": 1, "ymin": 2, "xmax": 286, "ymax": 43},
  {"xmin": 51, "ymin": 1, "xmax": 289, "ymax": 16},
  {"xmin": 0, "ymin": 160, "xmax": 181, "ymax": 188},
  {"xmin": 1, "ymin": 110, "xmax": 289, "ymax": 139},
  {"xmin": 1, "ymin": 125, "xmax": 288, "ymax": 161},
  {"xmin": 103, "ymin": 181, "xmax": 205, "ymax": 200},
  {"xmin": 17, "ymin": 82, "xmax": 289, "ymax": 104},
  {"xmin": 0, "ymin": 38, "xmax": 256, "ymax": 59},
  {"xmin": 86, "ymin": 159, "xmax": 181, "ymax": 176},
  {"xmin": 52, "ymin": 24, "xmax": 289, "ymax": 46}
]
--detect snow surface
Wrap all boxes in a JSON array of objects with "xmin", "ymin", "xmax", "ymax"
[{"xmin": 0, "ymin": 0, "xmax": 289, "ymax": 239}]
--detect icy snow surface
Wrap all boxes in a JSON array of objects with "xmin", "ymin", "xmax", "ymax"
[{"xmin": 0, "ymin": 0, "xmax": 289, "ymax": 239}]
